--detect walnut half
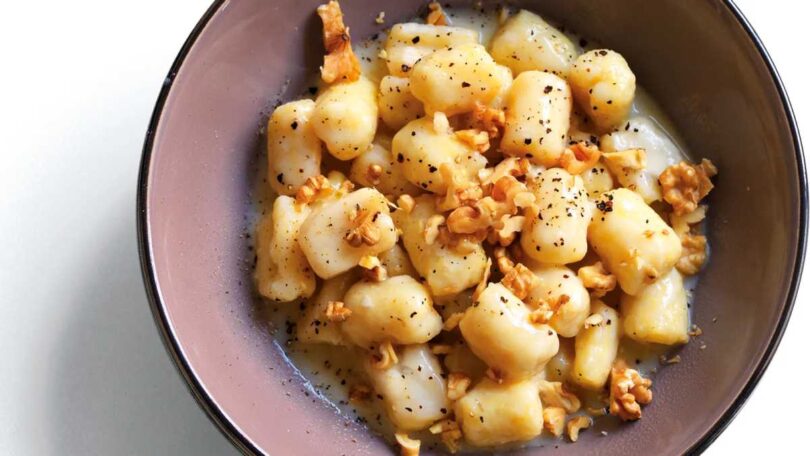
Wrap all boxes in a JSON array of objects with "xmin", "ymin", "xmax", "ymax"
[
  {"xmin": 659, "ymin": 159, "xmax": 717, "ymax": 215},
  {"xmin": 609, "ymin": 361, "xmax": 653, "ymax": 421},
  {"xmin": 317, "ymin": 1, "xmax": 361, "ymax": 83}
]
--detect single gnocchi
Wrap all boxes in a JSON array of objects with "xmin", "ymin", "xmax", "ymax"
[
  {"xmin": 311, "ymin": 76, "xmax": 378, "ymax": 160},
  {"xmin": 410, "ymin": 43, "xmax": 505, "ymax": 115},
  {"xmin": 298, "ymin": 187, "xmax": 398, "ymax": 278},
  {"xmin": 588, "ymin": 188, "xmax": 682, "ymax": 295},
  {"xmin": 501, "ymin": 71, "xmax": 572, "ymax": 166},
  {"xmin": 266, "ymin": 100, "xmax": 323, "ymax": 195},
  {"xmin": 490, "ymin": 9, "xmax": 578, "ymax": 77},
  {"xmin": 526, "ymin": 264, "xmax": 590, "ymax": 338},
  {"xmin": 341, "ymin": 275, "xmax": 443, "ymax": 348},
  {"xmin": 459, "ymin": 283, "xmax": 559, "ymax": 381},
  {"xmin": 378, "ymin": 76, "xmax": 424, "ymax": 130},
  {"xmin": 568, "ymin": 49, "xmax": 636, "ymax": 132},
  {"xmin": 521, "ymin": 168, "xmax": 592, "ymax": 265},
  {"xmin": 621, "ymin": 268, "xmax": 689, "ymax": 345},
  {"xmin": 572, "ymin": 300, "xmax": 621, "ymax": 390},
  {"xmin": 254, "ymin": 196, "xmax": 316, "ymax": 301}
]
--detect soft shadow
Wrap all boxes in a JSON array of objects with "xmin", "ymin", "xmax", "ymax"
[{"xmin": 48, "ymin": 199, "xmax": 238, "ymax": 455}]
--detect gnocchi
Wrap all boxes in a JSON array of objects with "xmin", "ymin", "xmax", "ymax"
[
  {"xmin": 311, "ymin": 76, "xmax": 378, "ymax": 160},
  {"xmin": 378, "ymin": 76, "xmax": 424, "ymax": 131},
  {"xmin": 384, "ymin": 22, "xmax": 479, "ymax": 77},
  {"xmin": 490, "ymin": 10, "xmax": 578, "ymax": 77},
  {"xmin": 621, "ymin": 268, "xmax": 689, "ymax": 345},
  {"xmin": 298, "ymin": 187, "xmax": 398, "ymax": 279},
  {"xmin": 568, "ymin": 49, "xmax": 636, "ymax": 132},
  {"xmin": 572, "ymin": 300, "xmax": 621, "ymax": 390},
  {"xmin": 254, "ymin": 196, "xmax": 316, "ymax": 301},
  {"xmin": 266, "ymin": 100, "xmax": 323, "ymax": 195},
  {"xmin": 501, "ymin": 71, "xmax": 572, "ymax": 166}
]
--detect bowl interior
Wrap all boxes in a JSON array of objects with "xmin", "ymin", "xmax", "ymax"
[{"xmin": 140, "ymin": 0, "xmax": 805, "ymax": 454}]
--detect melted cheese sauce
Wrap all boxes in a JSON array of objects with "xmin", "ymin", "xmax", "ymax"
[{"xmin": 253, "ymin": 4, "xmax": 703, "ymax": 452}]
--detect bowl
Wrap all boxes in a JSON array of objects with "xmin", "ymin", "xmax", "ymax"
[{"xmin": 137, "ymin": 0, "xmax": 806, "ymax": 454}]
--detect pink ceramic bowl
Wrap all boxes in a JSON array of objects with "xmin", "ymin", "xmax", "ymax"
[{"xmin": 138, "ymin": 0, "xmax": 806, "ymax": 454}]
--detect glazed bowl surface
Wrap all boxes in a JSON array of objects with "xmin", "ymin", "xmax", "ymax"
[{"xmin": 138, "ymin": 0, "xmax": 806, "ymax": 454}]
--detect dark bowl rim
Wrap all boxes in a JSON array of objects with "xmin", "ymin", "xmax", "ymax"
[{"xmin": 136, "ymin": 1, "xmax": 807, "ymax": 454}]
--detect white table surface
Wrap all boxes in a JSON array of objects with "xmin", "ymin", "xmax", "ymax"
[{"xmin": 0, "ymin": 0, "xmax": 806, "ymax": 454}]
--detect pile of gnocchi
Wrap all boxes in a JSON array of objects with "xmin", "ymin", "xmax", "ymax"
[{"xmin": 254, "ymin": 2, "xmax": 717, "ymax": 453}]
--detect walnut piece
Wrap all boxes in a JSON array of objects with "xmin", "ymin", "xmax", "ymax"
[
  {"xmin": 423, "ymin": 214, "xmax": 446, "ymax": 245},
  {"xmin": 501, "ymin": 263, "xmax": 537, "ymax": 300},
  {"xmin": 345, "ymin": 208, "xmax": 382, "ymax": 247},
  {"xmin": 479, "ymin": 157, "xmax": 530, "ymax": 186},
  {"xmin": 429, "ymin": 419, "xmax": 463, "ymax": 454},
  {"xmin": 659, "ymin": 159, "xmax": 717, "ymax": 215},
  {"xmin": 466, "ymin": 102, "xmax": 506, "ymax": 139},
  {"xmin": 371, "ymin": 341, "xmax": 399, "ymax": 369},
  {"xmin": 447, "ymin": 205, "xmax": 491, "ymax": 234},
  {"xmin": 577, "ymin": 261, "xmax": 616, "ymax": 298},
  {"xmin": 325, "ymin": 300, "xmax": 352, "ymax": 322},
  {"xmin": 670, "ymin": 205, "xmax": 707, "ymax": 237},
  {"xmin": 359, "ymin": 255, "xmax": 388, "ymax": 282},
  {"xmin": 602, "ymin": 148, "xmax": 646, "ymax": 170},
  {"xmin": 436, "ymin": 164, "xmax": 483, "ymax": 212},
  {"xmin": 560, "ymin": 141, "xmax": 602, "ymax": 175},
  {"xmin": 442, "ymin": 312, "xmax": 464, "ymax": 331},
  {"xmin": 455, "ymin": 129, "xmax": 491, "ymax": 152},
  {"xmin": 539, "ymin": 381, "xmax": 581, "ymax": 413},
  {"xmin": 447, "ymin": 372, "xmax": 471, "ymax": 400},
  {"xmin": 492, "ymin": 214, "xmax": 525, "ymax": 247},
  {"xmin": 426, "ymin": 1, "xmax": 448, "ymax": 25},
  {"xmin": 395, "ymin": 432, "xmax": 421, "ymax": 456},
  {"xmin": 529, "ymin": 303, "xmax": 553, "ymax": 324},
  {"xmin": 543, "ymin": 406, "xmax": 566, "ymax": 437},
  {"xmin": 493, "ymin": 246, "xmax": 515, "ymax": 274},
  {"xmin": 609, "ymin": 361, "xmax": 653, "ymax": 421},
  {"xmin": 677, "ymin": 233, "xmax": 707, "ymax": 275},
  {"xmin": 317, "ymin": 1, "xmax": 361, "ymax": 83},
  {"xmin": 396, "ymin": 194, "xmax": 415, "ymax": 214},
  {"xmin": 295, "ymin": 174, "xmax": 333, "ymax": 204},
  {"xmin": 375, "ymin": 11, "xmax": 385, "ymax": 24},
  {"xmin": 566, "ymin": 416, "xmax": 592, "ymax": 442}
]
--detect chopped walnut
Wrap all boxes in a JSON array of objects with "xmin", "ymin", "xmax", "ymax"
[
  {"xmin": 396, "ymin": 194, "xmax": 415, "ymax": 214},
  {"xmin": 366, "ymin": 164, "xmax": 384, "ymax": 186},
  {"xmin": 493, "ymin": 246, "xmax": 515, "ymax": 274},
  {"xmin": 587, "ymin": 406, "xmax": 608, "ymax": 417},
  {"xmin": 295, "ymin": 174, "xmax": 333, "ymax": 204},
  {"xmin": 609, "ymin": 361, "xmax": 653, "ymax": 421},
  {"xmin": 455, "ymin": 129, "xmax": 491, "ymax": 152},
  {"xmin": 577, "ymin": 262, "xmax": 616, "ymax": 298},
  {"xmin": 345, "ymin": 208, "xmax": 382, "ymax": 247},
  {"xmin": 429, "ymin": 419, "xmax": 463, "ymax": 453},
  {"xmin": 670, "ymin": 205, "xmax": 707, "ymax": 237},
  {"xmin": 317, "ymin": 1, "xmax": 361, "ymax": 83},
  {"xmin": 661, "ymin": 354, "xmax": 681, "ymax": 365},
  {"xmin": 447, "ymin": 205, "xmax": 491, "ymax": 234},
  {"xmin": 436, "ymin": 164, "xmax": 483, "ymax": 212},
  {"xmin": 433, "ymin": 111, "xmax": 451, "ymax": 134},
  {"xmin": 602, "ymin": 148, "xmax": 646, "ymax": 171},
  {"xmin": 395, "ymin": 432, "xmax": 421, "ymax": 456},
  {"xmin": 490, "ymin": 176, "xmax": 534, "ymax": 212},
  {"xmin": 371, "ymin": 341, "xmax": 399, "ymax": 369},
  {"xmin": 543, "ymin": 406, "xmax": 566, "ymax": 437},
  {"xmin": 325, "ymin": 300, "xmax": 352, "ymax": 322},
  {"xmin": 539, "ymin": 381, "xmax": 581, "ymax": 413},
  {"xmin": 426, "ymin": 1, "xmax": 448, "ymax": 25},
  {"xmin": 375, "ymin": 11, "xmax": 385, "ymax": 24},
  {"xmin": 442, "ymin": 312, "xmax": 464, "ymax": 331},
  {"xmin": 480, "ymin": 157, "xmax": 531, "ymax": 186},
  {"xmin": 529, "ymin": 302, "xmax": 554, "ymax": 324},
  {"xmin": 423, "ymin": 214, "xmax": 446, "ymax": 245},
  {"xmin": 501, "ymin": 263, "xmax": 537, "ymax": 300},
  {"xmin": 560, "ymin": 141, "xmax": 602, "ymax": 175},
  {"xmin": 566, "ymin": 416, "xmax": 592, "ymax": 442},
  {"xmin": 677, "ymin": 233, "xmax": 707, "ymax": 275},
  {"xmin": 447, "ymin": 373, "xmax": 471, "ymax": 400},
  {"xmin": 659, "ymin": 159, "xmax": 717, "ymax": 215},
  {"xmin": 688, "ymin": 324, "xmax": 703, "ymax": 337},
  {"xmin": 359, "ymin": 255, "xmax": 388, "ymax": 282},
  {"xmin": 472, "ymin": 257, "xmax": 492, "ymax": 301},
  {"xmin": 348, "ymin": 383, "xmax": 371, "ymax": 403},
  {"xmin": 467, "ymin": 102, "xmax": 506, "ymax": 139},
  {"xmin": 492, "ymin": 214, "xmax": 525, "ymax": 246}
]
